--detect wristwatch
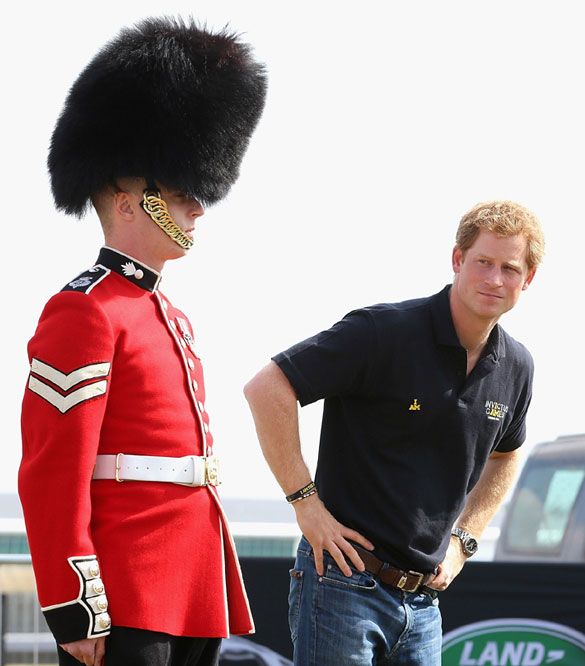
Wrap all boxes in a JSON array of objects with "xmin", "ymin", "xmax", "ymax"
[{"xmin": 451, "ymin": 527, "xmax": 479, "ymax": 557}]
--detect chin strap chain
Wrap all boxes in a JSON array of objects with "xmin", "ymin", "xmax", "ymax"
[{"xmin": 140, "ymin": 187, "xmax": 194, "ymax": 251}]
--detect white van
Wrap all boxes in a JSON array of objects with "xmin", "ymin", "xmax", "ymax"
[{"xmin": 494, "ymin": 433, "xmax": 585, "ymax": 562}]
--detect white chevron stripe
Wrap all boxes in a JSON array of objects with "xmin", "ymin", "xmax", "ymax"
[
  {"xmin": 28, "ymin": 376, "xmax": 108, "ymax": 414},
  {"xmin": 30, "ymin": 359, "xmax": 110, "ymax": 391}
]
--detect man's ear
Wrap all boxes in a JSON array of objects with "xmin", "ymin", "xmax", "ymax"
[
  {"xmin": 522, "ymin": 267, "xmax": 537, "ymax": 291},
  {"xmin": 452, "ymin": 246, "xmax": 464, "ymax": 274}
]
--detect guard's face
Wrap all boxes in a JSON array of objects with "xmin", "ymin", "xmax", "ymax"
[
  {"xmin": 161, "ymin": 188, "xmax": 205, "ymax": 245},
  {"xmin": 143, "ymin": 185, "xmax": 205, "ymax": 260},
  {"xmin": 452, "ymin": 229, "xmax": 536, "ymax": 321}
]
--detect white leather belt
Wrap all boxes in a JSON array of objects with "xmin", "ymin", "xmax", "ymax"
[{"xmin": 92, "ymin": 453, "xmax": 220, "ymax": 487}]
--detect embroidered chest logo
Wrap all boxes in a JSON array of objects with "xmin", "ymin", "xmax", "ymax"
[
  {"xmin": 409, "ymin": 398, "xmax": 421, "ymax": 411},
  {"xmin": 485, "ymin": 400, "xmax": 509, "ymax": 421}
]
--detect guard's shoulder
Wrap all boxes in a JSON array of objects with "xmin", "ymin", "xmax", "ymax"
[{"xmin": 61, "ymin": 264, "xmax": 111, "ymax": 294}]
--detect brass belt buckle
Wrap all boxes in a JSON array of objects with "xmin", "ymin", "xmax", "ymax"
[
  {"xmin": 204, "ymin": 456, "xmax": 220, "ymax": 486},
  {"xmin": 397, "ymin": 570, "xmax": 424, "ymax": 593}
]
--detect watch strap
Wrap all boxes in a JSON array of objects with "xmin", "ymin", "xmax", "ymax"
[{"xmin": 451, "ymin": 527, "xmax": 478, "ymax": 556}]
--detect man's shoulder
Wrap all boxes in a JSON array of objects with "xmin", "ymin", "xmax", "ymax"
[
  {"xmin": 355, "ymin": 293, "xmax": 434, "ymax": 327},
  {"xmin": 498, "ymin": 326, "xmax": 534, "ymax": 368},
  {"xmin": 60, "ymin": 263, "xmax": 112, "ymax": 295}
]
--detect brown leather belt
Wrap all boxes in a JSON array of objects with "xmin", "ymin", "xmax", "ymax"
[{"xmin": 351, "ymin": 544, "xmax": 434, "ymax": 593}]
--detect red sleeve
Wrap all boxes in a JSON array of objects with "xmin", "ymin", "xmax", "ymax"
[{"xmin": 19, "ymin": 291, "xmax": 114, "ymax": 644}]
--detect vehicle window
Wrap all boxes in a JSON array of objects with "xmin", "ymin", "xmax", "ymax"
[{"xmin": 504, "ymin": 465, "xmax": 585, "ymax": 554}]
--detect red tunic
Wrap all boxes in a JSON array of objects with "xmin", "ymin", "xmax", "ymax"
[{"xmin": 19, "ymin": 246, "xmax": 254, "ymax": 645}]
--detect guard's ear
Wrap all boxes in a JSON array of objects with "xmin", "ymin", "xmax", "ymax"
[{"xmin": 113, "ymin": 190, "xmax": 137, "ymax": 221}]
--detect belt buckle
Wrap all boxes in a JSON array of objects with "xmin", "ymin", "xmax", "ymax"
[
  {"xmin": 115, "ymin": 453, "xmax": 125, "ymax": 483},
  {"xmin": 204, "ymin": 456, "xmax": 220, "ymax": 486},
  {"xmin": 397, "ymin": 570, "xmax": 424, "ymax": 593}
]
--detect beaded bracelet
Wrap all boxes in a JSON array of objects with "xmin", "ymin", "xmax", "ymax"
[{"xmin": 286, "ymin": 481, "xmax": 317, "ymax": 504}]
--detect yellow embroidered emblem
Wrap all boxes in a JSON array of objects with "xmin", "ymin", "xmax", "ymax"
[{"xmin": 409, "ymin": 398, "xmax": 421, "ymax": 411}]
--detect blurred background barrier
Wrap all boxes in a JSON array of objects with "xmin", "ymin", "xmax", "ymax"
[{"xmin": 2, "ymin": 555, "xmax": 584, "ymax": 665}]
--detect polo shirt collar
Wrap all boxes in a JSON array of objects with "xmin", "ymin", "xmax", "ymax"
[
  {"xmin": 97, "ymin": 246, "xmax": 162, "ymax": 292},
  {"xmin": 431, "ymin": 285, "xmax": 505, "ymax": 361}
]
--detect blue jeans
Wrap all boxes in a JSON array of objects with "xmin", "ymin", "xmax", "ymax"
[{"xmin": 288, "ymin": 536, "xmax": 442, "ymax": 665}]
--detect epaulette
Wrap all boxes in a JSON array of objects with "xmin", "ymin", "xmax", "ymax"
[{"xmin": 61, "ymin": 265, "xmax": 111, "ymax": 294}]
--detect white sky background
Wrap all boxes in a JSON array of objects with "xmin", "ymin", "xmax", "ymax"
[{"xmin": 1, "ymin": 1, "xmax": 583, "ymax": 499}]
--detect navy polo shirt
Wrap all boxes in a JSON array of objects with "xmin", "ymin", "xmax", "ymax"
[{"xmin": 273, "ymin": 285, "xmax": 533, "ymax": 573}]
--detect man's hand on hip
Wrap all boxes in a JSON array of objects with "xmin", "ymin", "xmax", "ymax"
[
  {"xmin": 294, "ymin": 494, "xmax": 374, "ymax": 577},
  {"xmin": 427, "ymin": 537, "xmax": 468, "ymax": 591},
  {"xmin": 59, "ymin": 636, "xmax": 106, "ymax": 666}
]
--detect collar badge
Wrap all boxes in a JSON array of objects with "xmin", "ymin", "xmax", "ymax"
[
  {"xmin": 409, "ymin": 398, "xmax": 421, "ymax": 411},
  {"xmin": 121, "ymin": 261, "xmax": 144, "ymax": 280}
]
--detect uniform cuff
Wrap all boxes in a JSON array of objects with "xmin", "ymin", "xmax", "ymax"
[{"xmin": 42, "ymin": 556, "xmax": 111, "ymax": 644}]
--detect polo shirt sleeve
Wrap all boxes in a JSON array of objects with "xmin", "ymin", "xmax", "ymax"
[
  {"xmin": 272, "ymin": 309, "xmax": 375, "ymax": 406},
  {"xmin": 494, "ymin": 356, "xmax": 534, "ymax": 453}
]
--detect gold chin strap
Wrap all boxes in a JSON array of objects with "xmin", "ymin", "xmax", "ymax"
[{"xmin": 140, "ymin": 188, "xmax": 194, "ymax": 250}]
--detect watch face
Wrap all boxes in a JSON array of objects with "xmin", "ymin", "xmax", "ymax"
[{"xmin": 465, "ymin": 537, "xmax": 479, "ymax": 555}]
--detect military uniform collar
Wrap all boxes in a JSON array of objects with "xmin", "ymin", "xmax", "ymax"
[
  {"xmin": 431, "ymin": 285, "xmax": 504, "ymax": 361},
  {"xmin": 98, "ymin": 246, "xmax": 162, "ymax": 292}
]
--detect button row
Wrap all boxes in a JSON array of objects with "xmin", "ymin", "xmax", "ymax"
[{"xmin": 159, "ymin": 296, "xmax": 210, "ymax": 441}]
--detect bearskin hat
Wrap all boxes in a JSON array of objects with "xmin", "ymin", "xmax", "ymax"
[{"xmin": 48, "ymin": 16, "xmax": 267, "ymax": 216}]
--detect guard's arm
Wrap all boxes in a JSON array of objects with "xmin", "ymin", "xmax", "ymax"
[
  {"xmin": 244, "ymin": 361, "xmax": 373, "ymax": 576},
  {"xmin": 19, "ymin": 291, "xmax": 115, "ymax": 645}
]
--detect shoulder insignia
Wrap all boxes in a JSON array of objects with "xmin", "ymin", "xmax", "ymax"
[{"xmin": 62, "ymin": 265, "xmax": 110, "ymax": 294}]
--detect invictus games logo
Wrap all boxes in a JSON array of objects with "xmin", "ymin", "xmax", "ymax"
[
  {"xmin": 442, "ymin": 618, "xmax": 585, "ymax": 665},
  {"xmin": 485, "ymin": 400, "xmax": 509, "ymax": 422}
]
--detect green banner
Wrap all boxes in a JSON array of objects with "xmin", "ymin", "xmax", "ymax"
[{"xmin": 442, "ymin": 619, "xmax": 585, "ymax": 665}]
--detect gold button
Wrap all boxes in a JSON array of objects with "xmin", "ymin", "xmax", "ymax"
[
  {"xmin": 97, "ymin": 600, "xmax": 108, "ymax": 611},
  {"xmin": 98, "ymin": 616, "xmax": 111, "ymax": 629},
  {"xmin": 92, "ymin": 583, "xmax": 104, "ymax": 594},
  {"xmin": 89, "ymin": 566, "xmax": 100, "ymax": 577}
]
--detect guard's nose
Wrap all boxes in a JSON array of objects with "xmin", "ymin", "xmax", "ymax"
[{"xmin": 190, "ymin": 199, "xmax": 204, "ymax": 217}]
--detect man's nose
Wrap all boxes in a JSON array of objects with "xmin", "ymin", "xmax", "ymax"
[{"xmin": 485, "ymin": 266, "xmax": 504, "ymax": 286}]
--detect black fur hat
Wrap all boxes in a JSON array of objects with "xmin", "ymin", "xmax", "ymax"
[{"xmin": 48, "ymin": 16, "xmax": 267, "ymax": 216}]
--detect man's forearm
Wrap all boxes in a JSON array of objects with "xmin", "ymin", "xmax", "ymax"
[
  {"xmin": 429, "ymin": 449, "xmax": 522, "ymax": 591},
  {"xmin": 244, "ymin": 361, "xmax": 312, "ymax": 495},
  {"xmin": 456, "ymin": 449, "xmax": 521, "ymax": 537},
  {"xmin": 245, "ymin": 361, "xmax": 375, "ymax": 575}
]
